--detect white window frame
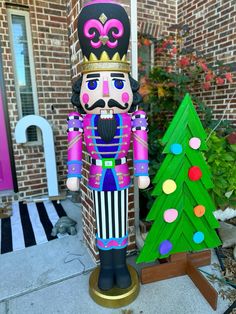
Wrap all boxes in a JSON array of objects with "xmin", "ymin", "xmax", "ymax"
[
  {"xmin": 131, "ymin": 0, "xmax": 138, "ymax": 80},
  {"xmin": 7, "ymin": 9, "xmax": 41, "ymax": 145},
  {"xmin": 150, "ymin": 41, "xmax": 155, "ymax": 71}
]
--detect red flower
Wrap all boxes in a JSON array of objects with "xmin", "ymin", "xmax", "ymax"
[
  {"xmin": 225, "ymin": 72, "xmax": 233, "ymax": 83},
  {"xmin": 203, "ymin": 82, "xmax": 211, "ymax": 90},
  {"xmin": 166, "ymin": 66, "xmax": 173, "ymax": 73},
  {"xmin": 227, "ymin": 132, "xmax": 236, "ymax": 144},
  {"xmin": 172, "ymin": 47, "xmax": 178, "ymax": 54},
  {"xmin": 156, "ymin": 47, "xmax": 163, "ymax": 54},
  {"xmin": 205, "ymin": 72, "xmax": 214, "ymax": 81},
  {"xmin": 199, "ymin": 62, "xmax": 208, "ymax": 72},
  {"xmin": 179, "ymin": 56, "xmax": 190, "ymax": 67},
  {"xmin": 216, "ymin": 77, "xmax": 225, "ymax": 85},
  {"xmin": 162, "ymin": 41, "xmax": 168, "ymax": 48},
  {"xmin": 138, "ymin": 57, "xmax": 143, "ymax": 64}
]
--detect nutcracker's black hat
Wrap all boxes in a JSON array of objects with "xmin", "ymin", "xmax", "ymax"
[{"xmin": 77, "ymin": 0, "xmax": 130, "ymax": 73}]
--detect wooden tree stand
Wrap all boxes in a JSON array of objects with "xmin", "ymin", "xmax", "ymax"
[{"xmin": 141, "ymin": 250, "xmax": 218, "ymax": 310}]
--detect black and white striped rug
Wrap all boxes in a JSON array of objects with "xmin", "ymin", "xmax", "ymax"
[{"xmin": 0, "ymin": 200, "xmax": 68, "ymax": 254}]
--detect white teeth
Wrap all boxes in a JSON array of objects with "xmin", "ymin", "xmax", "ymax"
[
  {"xmin": 101, "ymin": 114, "xmax": 113, "ymax": 119},
  {"xmin": 100, "ymin": 109, "xmax": 113, "ymax": 119}
]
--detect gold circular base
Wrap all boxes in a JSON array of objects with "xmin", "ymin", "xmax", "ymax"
[{"xmin": 89, "ymin": 265, "xmax": 140, "ymax": 308}]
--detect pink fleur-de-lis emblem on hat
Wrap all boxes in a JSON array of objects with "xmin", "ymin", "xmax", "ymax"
[{"xmin": 83, "ymin": 18, "xmax": 124, "ymax": 49}]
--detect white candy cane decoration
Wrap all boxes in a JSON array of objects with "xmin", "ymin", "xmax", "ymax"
[{"xmin": 15, "ymin": 115, "xmax": 59, "ymax": 197}]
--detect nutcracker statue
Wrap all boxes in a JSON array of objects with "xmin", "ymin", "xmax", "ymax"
[{"xmin": 66, "ymin": 0, "xmax": 149, "ymax": 306}]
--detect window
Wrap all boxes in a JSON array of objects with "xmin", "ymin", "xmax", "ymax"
[
  {"xmin": 8, "ymin": 9, "xmax": 40, "ymax": 143},
  {"xmin": 138, "ymin": 35, "xmax": 155, "ymax": 79}
]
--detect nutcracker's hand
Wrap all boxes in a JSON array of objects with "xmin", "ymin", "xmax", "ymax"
[
  {"xmin": 66, "ymin": 177, "xmax": 80, "ymax": 191},
  {"xmin": 138, "ymin": 176, "xmax": 150, "ymax": 189}
]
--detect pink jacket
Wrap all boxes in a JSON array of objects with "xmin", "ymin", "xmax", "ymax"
[{"xmin": 67, "ymin": 111, "xmax": 148, "ymax": 191}]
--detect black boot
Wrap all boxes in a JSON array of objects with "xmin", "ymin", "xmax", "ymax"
[
  {"xmin": 113, "ymin": 248, "xmax": 131, "ymax": 289},
  {"xmin": 98, "ymin": 249, "xmax": 114, "ymax": 291}
]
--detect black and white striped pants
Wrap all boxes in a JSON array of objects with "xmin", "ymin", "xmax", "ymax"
[{"xmin": 93, "ymin": 189, "xmax": 128, "ymax": 240}]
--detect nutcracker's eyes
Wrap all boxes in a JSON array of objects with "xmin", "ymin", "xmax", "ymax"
[
  {"xmin": 112, "ymin": 79, "xmax": 125, "ymax": 90},
  {"xmin": 86, "ymin": 79, "xmax": 99, "ymax": 90}
]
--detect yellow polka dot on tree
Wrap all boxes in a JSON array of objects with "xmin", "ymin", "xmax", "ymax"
[{"xmin": 162, "ymin": 180, "xmax": 177, "ymax": 194}]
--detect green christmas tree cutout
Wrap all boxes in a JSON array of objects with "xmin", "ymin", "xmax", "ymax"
[{"xmin": 137, "ymin": 94, "xmax": 221, "ymax": 264}]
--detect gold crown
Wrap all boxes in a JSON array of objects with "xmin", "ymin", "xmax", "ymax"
[{"xmin": 79, "ymin": 51, "xmax": 130, "ymax": 74}]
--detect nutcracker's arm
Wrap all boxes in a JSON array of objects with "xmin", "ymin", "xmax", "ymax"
[
  {"xmin": 66, "ymin": 112, "xmax": 83, "ymax": 190},
  {"xmin": 132, "ymin": 110, "xmax": 149, "ymax": 189}
]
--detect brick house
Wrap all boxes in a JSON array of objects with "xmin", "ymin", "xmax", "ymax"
[
  {"xmin": 0, "ymin": 0, "xmax": 235, "ymax": 259},
  {"xmin": 0, "ymin": 0, "xmax": 72, "ymax": 200},
  {"xmin": 178, "ymin": 0, "xmax": 236, "ymax": 123}
]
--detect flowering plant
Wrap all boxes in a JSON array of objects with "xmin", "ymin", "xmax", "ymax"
[
  {"xmin": 138, "ymin": 26, "xmax": 235, "ymax": 213},
  {"xmin": 138, "ymin": 25, "xmax": 234, "ymax": 132}
]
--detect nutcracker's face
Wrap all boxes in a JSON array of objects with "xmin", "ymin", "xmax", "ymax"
[{"xmin": 80, "ymin": 71, "xmax": 133, "ymax": 114}]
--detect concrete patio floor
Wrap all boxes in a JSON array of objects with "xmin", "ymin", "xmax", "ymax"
[{"xmin": 0, "ymin": 199, "xmax": 233, "ymax": 314}]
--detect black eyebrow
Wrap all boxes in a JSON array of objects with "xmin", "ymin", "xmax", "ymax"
[
  {"xmin": 110, "ymin": 73, "xmax": 125, "ymax": 78},
  {"xmin": 86, "ymin": 73, "xmax": 100, "ymax": 78}
]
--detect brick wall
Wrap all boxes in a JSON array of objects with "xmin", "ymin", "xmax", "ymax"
[
  {"xmin": 137, "ymin": 0, "xmax": 177, "ymax": 45},
  {"xmin": 137, "ymin": 0, "xmax": 177, "ymax": 76},
  {"xmin": 178, "ymin": 0, "xmax": 236, "ymax": 125},
  {"xmin": 0, "ymin": 0, "xmax": 71, "ymax": 202}
]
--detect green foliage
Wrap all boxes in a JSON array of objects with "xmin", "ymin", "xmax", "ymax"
[
  {"xmin": 141, "ymin": 65, "xmax": 232, "ymax": 134},
  {"xmin": 204, "ymin": 132, "xmax": 236, "ymax": 208},
  {"xmin": 138, "ymin": 26, "xmax": 234, "ymax": 215}
]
